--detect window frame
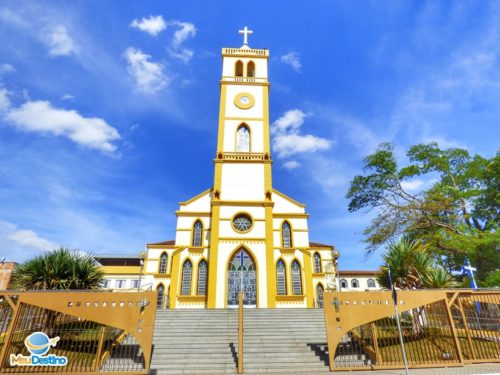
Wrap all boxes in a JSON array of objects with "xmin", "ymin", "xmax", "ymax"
[
  {"xmin": 192, "ymin": 220, "xmax": 203, "ymax": 247},
  {"xmin": 291, "ymin": 260, "xmax": 303, "ymax": 295},
  {"xmin": 276, "ymin": 259, "xmax": 287, "ymax": 295},
  {"xmin": 159, "ymin": 252, "xmax": 168, "ymax": 274},
  {"xmin": 197, "ymin": 259, "xmax": 208, "ymax": 295},
  {"xmin": 313, "ymin": 252, "xmax": 322, "ymax": 273},
  {"xmin": 181, "ymin": 259, "xmax": 193, "ymax": 295},
  {"xmin": 282, "ymin": 221, "xmax": 292, "ymax": 248}
]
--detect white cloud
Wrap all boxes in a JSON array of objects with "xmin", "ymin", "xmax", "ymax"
[
  {"xmin": 0, "ymin": 88, "xmax": 11, "ymax": 112},
  {"xmin": 273, "ymin": 133, "xmax": 331, "ymax": 157},
  {"xmin": 123, "ymin": 47, "xmax": 169, "ymax": 94},
  {"xmin": 8, "ymin": 229, "xmax": 57, "ymax": 252},
  {"xmin": 5, "ymin": 100, "xmax": 120, "ymax": 152},
  {"xmin": 0, "ymin": 63, "xmax": 15, "ymax": 74},
  {"xmin": 272, "ymin": 109, "xmax": 307, "ymax": 133},
  {"xmin": 167, "ymin": 21, "xmax": 196, "ymax": 63},
  {"xmin": 130, "ymin": 15, "xmax": 167, "ymax": 36},
  {"xmin": 61, "ymin": 94, "xmax": 75, "ymax": 100},
  {"xmin": 280, "ymin": 52, "xmax": 302, "ymax": 72},
  {"xmin": 283, "ymin": 160, "xmax": 301, "ymax": 170},
  {"xmin": 400, "ymin": 179, "xmax": 424, "ymax": 192},
  {"xmin": 169, "ymin": 48, "xmax": 194, "ymax": 64},
  {"xmin": 171, "ymin": 21, "xmax": 196, "ymax": 48},
  {"xmin": 271, "ymin": 109, "xmax": 332, "ymax": 157},
  {"xmin": 42, "ymin": 25, "xmax": 77, "ymax": 57}
]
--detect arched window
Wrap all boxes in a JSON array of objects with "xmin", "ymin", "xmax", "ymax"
[
  {"xmin": 276, "ymin": 260, "xmax": 287, "ymax": 295},
  {"xmin": 367, "ymin": 278, "xmax": 376, "ymax": 288},
  {"xmin": 181, "ymin": 260, "xmax": 192, "ymax": 295},
  {"xmin": 192, "ymin": 220, "xmax": 203, "ymax": 247},
  {"xmin": 316, "ymin": 284, "xmax": 324, "ymax": 308},
  {"xmin": 159, "ymin": 252, "xmax": 168, "ymax": 274},
  {"xmin": 247, "ymin": 61, "xmax": 255, "ymax": 77},
  {"xmin": 340, "ymin": 279, "xmax": 348, "ymax": 289},
  {"xmin": 235, "ymin": 60, "xmax": 243, "ymax": 77},
  {"xmin": 236, "ymin": 125, "xmax": 250, "ymax": 152},
  {"xmin": 282, "ymin": 221, "xmax": 292, "ymax": 248},
  {"xmin": 313, "ymin": 252, "xmax": 322, "ymax": 273},
  {"xmin": 351, "ymin": 279, "xmax": 359, "ymax": 288},
  {"xmin": 197, "ymin": 260, "xmax": 208, "ymax": 295},
  {"xmin": 291, "ymin": 260, "xmax": 302, "ymax": 295},
  {"xmin": 156, "ymin": 284, "xmax": 165, "ymax": 308}
]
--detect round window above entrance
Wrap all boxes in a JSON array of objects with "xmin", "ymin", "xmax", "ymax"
[{"xmin": 232, "ymin": 213, "xmax": 253, "ymax": 233}]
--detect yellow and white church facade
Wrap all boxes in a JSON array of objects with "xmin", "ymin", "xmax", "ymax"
[{"xmin": 99, "ymin": 31, "xmax": 338, "ymax": 309}]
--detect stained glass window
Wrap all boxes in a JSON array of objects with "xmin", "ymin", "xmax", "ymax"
[
  {"xmin": 159, "ymin": 252, "xmax": 168, "ymax": 274},
  {"xmin": 313, "ymin": 252, "xmax": 322, "ymax": 273},
  {"xmin": 291, "ymin": 260, "xmax": 302, "ymax": 295},
  {"xmin": 282, "ymin": 222, "xmax": 292, "ymax": 248},
  {"xmin": 276, "ymin": 260, "xmax": 287, "ymax": 295},
  {"xmin": 197, "ymin": 260, "xmax": 208, "ymax": 295},
  {"xmin": 227, "ymin": 249, "xmax": 257, "ymax": 306},
  {"xmin": 181, "ymin": 260, "xmax": 192, "ymax": 295},
  {"xmin": 192, "ymin": 220, "xmax": 203, "ymax": 247},
  {"xmin": 236, "ymin": 125, "xmax": 250, "ymax": 152},
  {"xmin": 232, "ymin": 214, "xmax": 252, "ymax": 232},
  {"xmin": 317, "ymin": 284, "xmax": 324, "ymax": 308},
  {"xmin": 156, "ymin": 284, "xmax": 164, "ymax": 308}
]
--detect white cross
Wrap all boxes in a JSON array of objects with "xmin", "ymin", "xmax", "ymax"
[
  {"xmin": 238, "ymin": 26, "xmax": 253, "ymax": 46},
  {"xmin": 463, "ymin": 259, "xmax": 478, "ymax": 289}
]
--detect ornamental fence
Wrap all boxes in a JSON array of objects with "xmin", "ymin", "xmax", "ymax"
[
  {"xmin": 0, "ymin": 290, "xmax": 156, "ymax": 374},
  {"xmin": 324, "ymin": 289, "xmax": 500, "ymax": 371}
]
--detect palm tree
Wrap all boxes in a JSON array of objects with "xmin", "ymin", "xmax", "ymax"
[
  {"xmin": 11, "ymin": 247, "xmax": 104, "ymax": 290},
  {"xmin": 377, "ymin": 237, "xmax": 455, "ymax": 289},
  {"xmin": 421, "ymin": 267, "xmax": 457, "ymax": 288}
]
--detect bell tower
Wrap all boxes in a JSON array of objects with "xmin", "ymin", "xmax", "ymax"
[
  {"xmin": 207, "ymin": 28, "xmax": 277, "ymax": 308},
  {"xmin": 213, "ymin": 28, "xmax": 272, "ymax": 201}
]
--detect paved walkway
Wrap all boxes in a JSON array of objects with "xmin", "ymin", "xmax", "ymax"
[{"xmin": 331, "ymin": 364, "xmax": 500, "ymax": 375}]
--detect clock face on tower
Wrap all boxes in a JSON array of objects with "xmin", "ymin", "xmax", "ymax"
[{"xmin": 234, "ymin": 92, "xmax": 255, "ymax": 109}]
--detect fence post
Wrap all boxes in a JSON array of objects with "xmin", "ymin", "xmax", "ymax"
[
  {"xmin": 0, "ymin": 297, "xmax": 21, "ymax": 368},
  {"xmin": 457, "ymin": 296, "xmax": 477, "ymax": 360},
  {"xmin": 444, "ymin": 296, "xmax": 465, "ymax": 364},
  {"xmin": 370, "ymin": 322, "xmax": 382, "ymax": 365},
  {"xmin": 93, "ymin": 325, "xmax": 107, "ymax": 371},
  {"xmin": 238, "ymin": 291, "xmax": 244, "ymax": 374}
]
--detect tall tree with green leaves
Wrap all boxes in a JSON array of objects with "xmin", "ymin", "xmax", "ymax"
[
  {"xmin": 347, "ymin": 142, "xmax": 499, "ymax": 286},
  {"xmin": 11, "ymin": 247, "xmax": 104, "ymax": 290}
]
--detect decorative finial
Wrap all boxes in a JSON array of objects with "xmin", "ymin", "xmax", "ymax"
[{"xmin": 238, "ymin": 26, "xmax": 253, "ymax": 48}]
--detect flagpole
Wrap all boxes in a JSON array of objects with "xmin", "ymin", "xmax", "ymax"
[{"xmin": 389, "ymin": 268, "xmax": 409, "ymax": 375}]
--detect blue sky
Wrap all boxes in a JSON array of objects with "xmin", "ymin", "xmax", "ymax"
[{"xmin": 0, "ymin": 1, "xmax": 498, "ymax": 270}]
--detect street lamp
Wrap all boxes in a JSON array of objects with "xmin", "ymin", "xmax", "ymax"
[
  {"xmin": 332, "ymin": 249, "xmax": 341, "ymax": 292},
  {"xmin": 138, "ymin": 251, "xmax": 147, "ymax": 292}
]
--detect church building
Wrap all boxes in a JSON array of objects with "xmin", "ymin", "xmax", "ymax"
[{"xmin": 108, "ymin": 30, "xmax": 338, "ymax": 309}]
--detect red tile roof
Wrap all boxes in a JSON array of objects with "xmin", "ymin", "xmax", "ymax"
[
  {"xmin": 147, "ymin": 240, "xmax": 175, "ymax": 246},
  {"xmin": 338, "ymin": 270, "xmax": 380, "ymax": 276},
  {"xmin": 309, "ymin": 241, "xmax": 333, "ymax": 248}
]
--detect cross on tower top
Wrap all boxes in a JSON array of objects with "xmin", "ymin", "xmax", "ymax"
[{"xmin": 238, "ymin": 26, "xmax": 253, "ymax": 48}]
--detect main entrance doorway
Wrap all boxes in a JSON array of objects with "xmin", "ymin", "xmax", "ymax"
[{"xmin": 227, "ymin": 248, "xmax": 256, "ymax": 307}]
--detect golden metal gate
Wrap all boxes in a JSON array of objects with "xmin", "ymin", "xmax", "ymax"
[
  {"xmin": 0, "ymin": 291, "xmax": 156, "ymax": 374},
  {"xmin": 324, "ymin": 290, "xmax": 500, "ymax": 371}
]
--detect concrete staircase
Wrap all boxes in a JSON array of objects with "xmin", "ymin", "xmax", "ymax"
[{"xmin": 149, "ymin": 308, "xmax": 330, "ymax": 374}]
